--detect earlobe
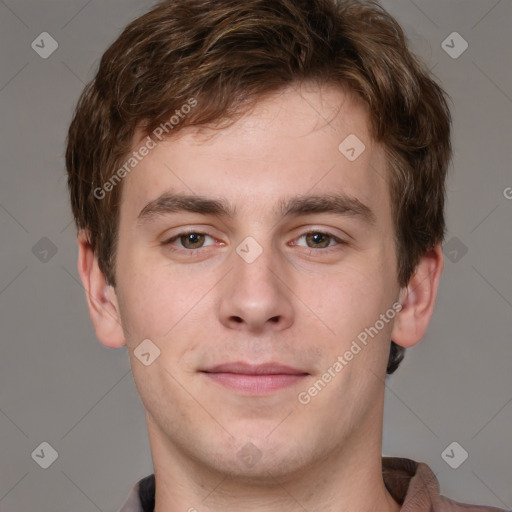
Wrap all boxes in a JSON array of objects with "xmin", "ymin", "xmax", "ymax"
[
  {"xmin": 390, "ymin": 244, "xmax": 444, "ymax": 349},
  {"xmin": 77, "ymin": 231, "xmax": 126, "ymax": 349}
]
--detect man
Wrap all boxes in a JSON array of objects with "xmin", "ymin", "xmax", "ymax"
[{"xmin": 65, "ymin": 0, "xmax": 506, "ymax": 510}]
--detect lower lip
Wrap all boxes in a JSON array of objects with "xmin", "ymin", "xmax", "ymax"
[{"xmin": 202, "ymin": 372, "xmax": 308, "ymax": 394}]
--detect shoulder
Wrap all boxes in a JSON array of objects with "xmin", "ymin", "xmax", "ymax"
[
  {"xmin": 382, "ymin": 457, "xmax": 508, "ymax": 512},
  {"xmin": 118, "ymin": 474, "xmax": 155, "ymax": 512},
  {"xmin": 436, "ymin": 494, "xmax": 509, "ymax": 512}
]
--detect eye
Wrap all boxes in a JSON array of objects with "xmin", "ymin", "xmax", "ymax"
[
  {"xmin": 163, "ymin": 231, "xmax": 216, "ymax": 250},
  {"xmin": 161, "ymin": 229, "xmax": 346, "ymax": 254},
  {"xmin": 294, "ymin": 231, "xmax": 345, "ymax": 250}
]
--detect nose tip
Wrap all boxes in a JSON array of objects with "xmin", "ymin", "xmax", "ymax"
[{"xmin": 218, "ymin": 248, "xmax": 294, "ymax": 334}]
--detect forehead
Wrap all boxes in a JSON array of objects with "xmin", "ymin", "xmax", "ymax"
[{"xmin": 119, "ymin": 83, "xmax": 389, "ymax": 225}]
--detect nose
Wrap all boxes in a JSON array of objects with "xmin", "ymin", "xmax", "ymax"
[{"xmin": 217, "ymin": 240, "xmax": 294, "ymax": 334}]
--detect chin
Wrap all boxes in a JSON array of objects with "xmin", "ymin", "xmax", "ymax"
[{"xmin": 209, "ymin": 447, "xmax": 309, "ymax": 485}]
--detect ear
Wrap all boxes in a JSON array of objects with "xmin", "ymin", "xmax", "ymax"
[
  {"xmin": 77, "ymin": 231, "xmax": 126, "ymax": 348},
  {"xmin": 391, "ymin": 243, "xmax": 444, "ymax": 349}
]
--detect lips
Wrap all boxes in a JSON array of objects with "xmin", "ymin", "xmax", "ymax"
[
  {"xmin": 200, "ymin": 362, "xmax": 309, "ymax": 395},
  {"xmin": 201, "ymin": 362, "xmax": 309, "ymax": 375}
]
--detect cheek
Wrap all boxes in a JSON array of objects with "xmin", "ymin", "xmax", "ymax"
[
  {"xmin": 116, "ymin": 248, "xmax": 196, "ymax": 335},
  {"xmin": 304, "ymin": 259, "xmax": 395, "ymax": 359},
  {"xmin": 132, "ymin": 360, "xmax": 196, "ymax": 438},
  {"xmin": 119, "ymin": 279, "xmax": 168, "ymax": 337},
  {"xmin": 320, "ymin": 261, "xmax": 386, "ymax": 313},
  {"xmin": 116, "ymin": 257, "xmax": 222, "ymax": 376}
]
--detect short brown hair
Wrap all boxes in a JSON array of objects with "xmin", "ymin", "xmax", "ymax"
[{"xmin": 66, "ymin": 0, "xmax": 452, "ymax": 374}]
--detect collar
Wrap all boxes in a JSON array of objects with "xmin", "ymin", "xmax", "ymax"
[{"xmin": 118, "ymin": 457, "xmax": 506, "ymax": 512}]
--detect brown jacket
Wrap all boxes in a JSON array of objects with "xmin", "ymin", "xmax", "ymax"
[{"xmin": 118, "ymin": 457, "xmax": 508, "ymax": 511}]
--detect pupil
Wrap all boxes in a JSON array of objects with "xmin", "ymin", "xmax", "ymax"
[
  {"xmin": 181, "ymin": 233, "xmax": 204, "ymax": 248},
  {"xmin": 308, "ymin": 232, "xmax": 329, "ymax": 248}
]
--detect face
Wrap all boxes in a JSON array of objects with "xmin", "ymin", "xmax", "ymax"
[{"xmin": 112, "ymin": 83, "xmax": 402, "ymax": 478}]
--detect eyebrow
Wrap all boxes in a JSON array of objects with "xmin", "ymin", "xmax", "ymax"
[{"xmin": 136, "ymin": 190, "xmax": 376, "ymax": 226}]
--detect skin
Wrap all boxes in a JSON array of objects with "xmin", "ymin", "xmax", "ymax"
[{"xmin": 78, "ymin": 83, "xmax": 443, "ymax": 512}]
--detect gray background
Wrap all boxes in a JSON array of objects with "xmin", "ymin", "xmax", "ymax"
[{"xmin": 0, "ymin": 0, "xmax": 511, "ymax": 510}]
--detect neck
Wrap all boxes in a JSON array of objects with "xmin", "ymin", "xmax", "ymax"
[{"xmin": 149, "ymin": 408, "xmax": 400, "ymax": 512}]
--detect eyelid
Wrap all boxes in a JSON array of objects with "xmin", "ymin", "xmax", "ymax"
[
  {"xmin": 162, "ymin": 230, "xmax": 219, "ymax": 249},
  {"xmin": 162, "ymin": 227, "xmax": 347, "ymax": 253},
  {"xmin": 290, "ymin": 230, "xmax": 347, "ymax": 250}
]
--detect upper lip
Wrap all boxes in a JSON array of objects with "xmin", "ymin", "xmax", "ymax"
[{"xmin": 201, "ymin": 362, "xmax": 309, "ymax": 375}]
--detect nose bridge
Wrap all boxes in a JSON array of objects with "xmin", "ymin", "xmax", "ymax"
[
  {"xmin": 217, "ymin": 233, "xmax": 294, "ymax": 332},
  {"xmin": 232, "ymin": 233, "xmax": 282, "ymax": 300}
]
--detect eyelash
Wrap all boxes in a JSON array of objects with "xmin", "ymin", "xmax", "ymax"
[{"xmin": 162, "ymin": 230, "xmax": 347, "ymax": 255}]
